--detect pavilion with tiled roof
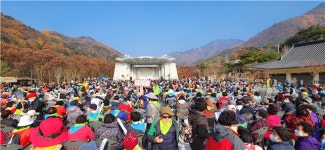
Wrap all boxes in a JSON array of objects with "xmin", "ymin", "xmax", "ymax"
[{"xmin": 250, "ymin": 40, "xmax": 325, "ymax": 85}]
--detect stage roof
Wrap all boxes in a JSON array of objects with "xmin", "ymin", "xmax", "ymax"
[{"xmin": 116, "ymin": 56, "xmax": 175, "ymax": 65}]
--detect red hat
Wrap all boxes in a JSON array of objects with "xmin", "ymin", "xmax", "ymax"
[
  {"xmin": 27, "ymin": 92, "xmax": 37, "ymax": 98},
  {"xmin": 1, "ymin": 94, "xmax": 8, "ymax": 99},
  {"xmin": 122, "ymin": 132, "xmax": 138, "ymax": 150},
  {"xmin": 30, "ymin": 117, "xmax": 68, "ymax": 147}
]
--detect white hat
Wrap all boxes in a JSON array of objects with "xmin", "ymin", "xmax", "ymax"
[
  {"xmin": 17, "ymin": 115, "xmax": 34, "ymax": 127},
  {"xmin": 227, "ymin": 105, "xmax": 236, "ymax": 111},
  {"xmin": 27, "ymin": 110, "xmax": 40, "ymax": 116},
  {"xmin": 145, "ymin": 93, "xmax": 158, "ymax": 100}
]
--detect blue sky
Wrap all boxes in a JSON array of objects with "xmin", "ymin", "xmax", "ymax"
[{"xmin": 1, "ymin": 1, "xmax": 323, "ymax": 57}]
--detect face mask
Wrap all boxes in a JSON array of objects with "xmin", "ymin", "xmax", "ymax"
[
  {"xmin": 269, "ymin": 134, "xmax": 277, "ymax": 142},
  {"xmin": 294, "ymin": 129, "xmax": 302, "ymax": 137}
]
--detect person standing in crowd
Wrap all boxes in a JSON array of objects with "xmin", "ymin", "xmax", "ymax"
[
  {"xmin": 267, "ymin": 126, "xmax": 294, "ymax": 150},
  {"xmin": 147, "ymin": 106, "xmax": 178, "ymax": 150},
  {"xmin": 145, "ymin": 93, "xmax": 160, "ymax": 128},
  {"xmin": 189, "ymin": 98, "xmax": 210, "ymax": 150},
  {"xmin": 68, "ymin": 115, "xmax": 94, "ymax": 142},
  {"xmin": 294, "ymin": 122, "xmax": 321, "ymax": 150},
  {"xmin": 205, "ymin": 110, "xmax": 245, "ymax": 150}
]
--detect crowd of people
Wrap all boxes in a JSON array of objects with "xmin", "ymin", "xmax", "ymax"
[{"xmin": 0, "ymin": 78, "xmax": 325, "ymax": 150}]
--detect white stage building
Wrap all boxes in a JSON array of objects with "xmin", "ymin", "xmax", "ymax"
[{"xmin": 113, "ymin": 55, "xmax": 178, "ymax": 80}]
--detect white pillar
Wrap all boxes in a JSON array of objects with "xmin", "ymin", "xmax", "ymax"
[
  {"xmin": 314, "ymin": 72, "xmax": 320, "ymax": 84},
  {"xmin": 286, "ymin": 72, "xmax": 291, "ymax": 82}
]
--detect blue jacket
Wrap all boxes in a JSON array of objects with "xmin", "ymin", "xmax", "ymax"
[
  {"xmin": 267, "ymin": 141, "xmax": 294, "ymax": 150},
  {"xmin": 281, "ymin": 102, "xmax": 295, "ymax": 114}
]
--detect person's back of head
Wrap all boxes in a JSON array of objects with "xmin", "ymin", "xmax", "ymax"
[
  {"xmin": 238, "ymin": 127, "xmax": 253, "ymax": 143},
  {"xmin": 194, "ymin": 97, "xmax": 207, "ymax": 112},
  {"xmin": 104, "ymin": 114, "xmax": 115, "ymax": 124},
  {"xmin": 218, "ymin": 110, "xmax": 238, "ymax": 126},
  {"xmin": 296, "ymin": 105, "xmax": 310, "ymax": 117},
  {"xmin": 47, "ymin": 107, "xmax": 57, "ymax": 114},
  {"xmin": 1, "ymin": 110, "xmax": 12, "ymax": 119},
  {"xmin": 267, "ymin": 104, "xmax": 278, "ymax": 115},
  {"xmin": 55, "ymin": 101, "xmax": 64, "ymax": 106},
  {"xmin": 131, "ymin": 111, "xmax": 141, "ymax": 122},
  {"xmin": 75, "ymin": 115, "xmax": 87, "ymax": 124}
]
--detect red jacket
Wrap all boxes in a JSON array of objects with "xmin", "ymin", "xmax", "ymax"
[
  {"xmin": 55, "ymin": 106, "xmax": 67, "ymax": 117},
  {"xmin": 9, "ymin": 128, "xmax": 32, "ymax": 146},
  {"xmin": 205, "ymin": 125, "xmax": 245, "ymax": 150},
  {"xmin": 284, "ymin": 114, "xmax": 314, "ymax": 140},
  {"xmin": 68, "ymin": 125, "xmax": 94, "ymax": 142},
  {"xmin": 0, "ymin": 131, "xmax": 6, "ymax": 144}
]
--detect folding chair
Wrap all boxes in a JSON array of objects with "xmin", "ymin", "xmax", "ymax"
[
  {"xmin": 252, "ymin": 126, "xmax": 268, "ymax": 150},
  {"xmin": 0, "ymin": 144, "xmax": 23, "ymax": 150},
  {"xmin": 63, "ymin": 140, "xmax": 87, "ymax": 150}
]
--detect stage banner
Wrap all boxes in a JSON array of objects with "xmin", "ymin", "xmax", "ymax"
[
  {"xmin": 0, "ymin": 77, "xmax": 18, "ymax": 83},
  {"xmin": 134, "ymin": 79, "xmax": 151, "ymax": 88}
]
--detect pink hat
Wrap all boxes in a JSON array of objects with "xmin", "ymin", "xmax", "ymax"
[
  {"xmin": 122, "ymin": 132, "xmax": 138, "ymax": 150},
  {"xmin": 30, "ymin": 118, "xmax": 68, "ymax": 147}
]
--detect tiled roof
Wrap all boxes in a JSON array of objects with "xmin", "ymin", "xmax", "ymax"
[{"xmin": 250, "ymin": 40, "xmax": 325, "ymax": 70}]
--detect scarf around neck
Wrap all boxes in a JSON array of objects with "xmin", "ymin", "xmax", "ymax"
[{"xmin": 160, "ymin": 120, "xmax": 172, "ymax": 135}]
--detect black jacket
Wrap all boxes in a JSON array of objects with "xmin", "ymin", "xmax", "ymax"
[{"xmin": 188, "ymin": 110, "xmax": 210, "ymax": 150}]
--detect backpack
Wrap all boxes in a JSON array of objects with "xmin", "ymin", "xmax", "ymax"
[{"xmin": 178, "ymin": 117, "xmax": 193, "ymax": 143}]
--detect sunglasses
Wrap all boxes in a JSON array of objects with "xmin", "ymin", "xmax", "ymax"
[{"xmin": 162, "ymin": 116, "xmax": 172, "ymax": 119}]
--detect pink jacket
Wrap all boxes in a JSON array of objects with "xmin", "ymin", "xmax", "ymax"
[
  {"xmin": 265, "ymin": 114, "xmax": 281, "ymax": 139},
  {"xmin": 68, "ymin": 126, "xmax": 94, "ymax": 142}
]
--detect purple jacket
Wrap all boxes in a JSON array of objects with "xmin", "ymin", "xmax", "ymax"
[{"xmin": 295, "ymin": 136, "xmax": 321, "ymax": 150}]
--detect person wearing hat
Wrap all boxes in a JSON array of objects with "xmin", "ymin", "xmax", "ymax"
[
  {"xmin": 29, "ymin": 117, "xmax": 68, "ymax": 149},
  {"xmin": 147, "ymin": 106, "xmax": 178, "ymax": 150},
  {"xmin": 217, "ymin": 92, "xmax": 229, "ymax": 109},
  {"xmin": 144, "ymin": 92, "xmax": 160, "ymax": 128},
  {"xmin": 122, "ymin": 132, "xmax": 142, "ymax": 150},
  {"xmin": 26, "ymin": 110, "xmax": 41, "ymax": 127},
  {"xmin": 7, "ymin": 115, "xmax": 34, "ymax": 146},
  {"xmin": 239, "ymin": 96, "xmax": 255, "ymax": 116},
  {"xmin": 25, "ymin": 92, "xmax": 43, "ymax": 120},
  {"xmin": 86, "ymin": 103, "xmax": 104, "ymax": 122}
]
